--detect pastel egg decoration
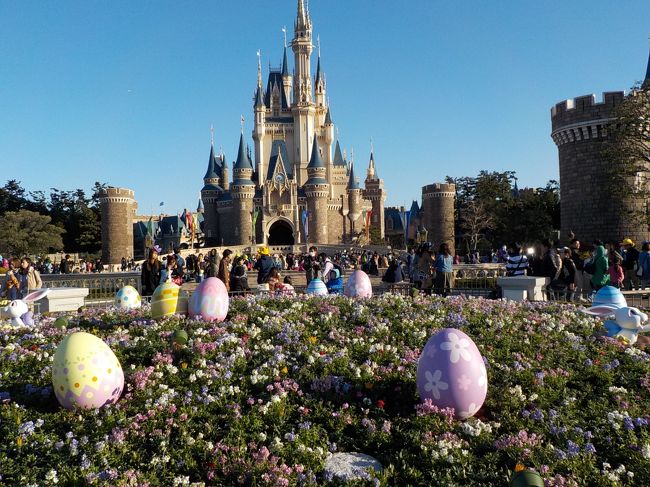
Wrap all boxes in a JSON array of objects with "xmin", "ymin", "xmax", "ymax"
[
  {"xmin": 344, "ymin": 270, "xmax": 373, "ymax": 298},
  {"xmin": 593, "ymin": 285, "xmax": 627, "ymax": 309},
  {"xmin": 306, "ymin": 278, "xmax": 329, "ymax": 296},
  {"xmin": 52, "ymin": 332, "xmax": 124, "ymax": 409},
  {"xmin": 416, "ymin": 328, "xmax": 488, "ymax": 420},
  {"xmin": 151, "ymin": 282, "xmax": 188, "ymax": 319},
  {"xmin": 188, "ymin": 277, "xmax": 229, "ymax": 322},
  {"xmin": 510, "ymin": 470, "xmax": 545, "ymax": 487},
  {"xmin": 115, "ymin": 285, "xmax": 142, "ymax": 310}
]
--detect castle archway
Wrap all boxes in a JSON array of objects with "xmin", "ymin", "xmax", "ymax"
[{"xmin": 267, "ymin": 219, "xmax": 295, "ymax": 245}]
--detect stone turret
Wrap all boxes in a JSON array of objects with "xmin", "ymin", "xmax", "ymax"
[
  {"xmin": 364, "ymin": 151, "xmax": 385, "ymax": 240},
  {"xmin": 231, "ymin": 133, "xmax": 256, "ymax": 245},
  {"xmin": 99, "ymin": 187, "xmax": 137, "ymax": 266},
  {"xmin": 347, "ymin": 161, "xmax": 362, "ymax": 235},
  {"xmin": 305, "ymin": 134, "xmax": 329, "ymax": 243},
  {"xmin": 201, "ymin": 144, "xmax": 222, "ymax": 246},
  {"xmin": 422, "ymin": 183, "xmax": 455, "ymax": 255}
]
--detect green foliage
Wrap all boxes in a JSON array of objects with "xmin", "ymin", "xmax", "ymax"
[
  {"xmin": 603, "ymin": 83, "xmax": 650, "ymax": 229},
  {"xmin": 448, "ymin": 171, "xmax": 560, "ymax": 251},
  {"xmin": 0, "ymin": 180, "xmax": 106, "ymax": 254},
  {"xmin": 0, "ymin": 209, "xmax": 64, "ymax": 256}
]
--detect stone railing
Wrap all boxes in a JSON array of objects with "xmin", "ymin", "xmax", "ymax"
[
  {"xmin": 41, "ymin": 272, "xmax": 141, "ymax": 300},
  {"xmin": 453, "ymin": 264, "xmax": 506, "ymax": 279}
]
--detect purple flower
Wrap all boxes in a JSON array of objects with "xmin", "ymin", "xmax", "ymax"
[
  {"xmin": 567, "ymin": 440, "xmax": 580, "ymax": 457},
  {"xmin": 585, "ymin": 443, "xmax": 596, "ymax": 454},
  {"xmin": 532, "ymin": 409, "xmax": 544, "ymax": 421}
]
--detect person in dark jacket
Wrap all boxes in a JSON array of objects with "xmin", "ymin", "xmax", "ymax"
[
  {"xmin": 254, "ymin": 247, "xmax": 274, "ymax": 284},
  {"xmin": 230, "ymin": 258, "xmax": 250, "ymax": 295},
  {"xmin": 382, "ymin": 259, "xmax": 404, "ymax": 284},
  {"xmin": 304, "ymin": 246, "xmax": 318, "ymax": 284},
  {"xmin": 141, "ymin": 248, "xmax": 161, "ymax": 296},
  {"xmin": 561, "ymin": 247, "xmax": 577, "ymax": 301},
  {"xmin": 621, "ymin": 238, "xmax": 640, "ymax": 290}
]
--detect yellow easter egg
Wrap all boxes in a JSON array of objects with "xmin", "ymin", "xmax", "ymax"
[
  {"xmin": 151, "ymin": 282, "xmax": 188, "ymax": 319},
  {"xmin": 52, "ymin": 332, "xmax": 124, "ymax": 409}
]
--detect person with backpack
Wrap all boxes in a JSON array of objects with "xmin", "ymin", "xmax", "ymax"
[{"xmin": 319, "ymin": 253, "xmax": 334, "ymax": 283}]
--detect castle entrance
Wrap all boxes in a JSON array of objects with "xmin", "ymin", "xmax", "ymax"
[{"xmin": 268, "ymin": 220, "xmax": 295, "ymax": 245}]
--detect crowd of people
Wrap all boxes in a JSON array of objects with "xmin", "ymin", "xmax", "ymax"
[
  {"xmin": 137, "ymin": 242, "xmax": 458, "ymax": 298},
  {"xmin": 500, "ymin": 237, "xmax": 650, "ymax": 301}
]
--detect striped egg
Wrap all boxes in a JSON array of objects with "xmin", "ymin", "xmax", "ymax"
[
  {"xmin": 151, "ymin": 282, "xmax": 188, "ymax": 319},
  {"xmin": 306, "ymin": 278, "xmax": 329, "ymax": 296}
]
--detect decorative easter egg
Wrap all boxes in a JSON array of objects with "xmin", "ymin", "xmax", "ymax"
[
  {"xmin": 343, "ymin": 270, "xmax": 372, "ymax": 298},
  {"xmin": 151, "ymin": 282, "xmax": 188, "ymax": 319},
  {"xmin": 172, "ymin": 329, "xmax": 189, "ymax": 346},
  {"xmin": 54, "ymin": 316, "xmax": 69, "ymax": 329},
  {"xmin": 416, "ymin": 328, "xmax": 487, "ymax": 419},
  {"xmin": 188, "ymin": 277, "xmax": 229, "ymax": 322},
  {"xmin": 52, "ymin": 332, "xmax": 124, "ymax": 409},
  {"xmin": 593, "ymin": 285, "xmax": 627, "ymax": 309},
  {"xmin": 115, "ymin": 285, "xmax": 142, "ymax": 309},
  {"xmin": 510, "ymin": 470, "xmax": 544, "ymax": 487},
  {"xmin": 306, "ymin": 278, "xmax": 329, "ymax": 296}
]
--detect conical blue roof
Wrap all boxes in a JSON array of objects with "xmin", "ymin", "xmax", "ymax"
[
  {"xmin": 203, "ymin": 144, "xmax": 219, "ymax": 179},
  {"xmin": 347, "ymin": 162, "xmax": 360, "ymax": 190},
  {"xmin": 315, "ymin": 56, "xmax": 322, "ymax": 84},
  {"xmin": 196, "ymin": 198, "xmax": 204, "ymax": 212},
  {"xmin": 333, "ymin": 140, "xmax": 345, "ymax": 166},
  {"xmin": 255, "ymin": 85, "xmax": 265, "ymax": 108},
  {"xmin": 324, "ymin": 107, "xmax": 332, "ymax": 125},
  {"xmin": 409, "ymin": 200, "xmax": 419, "ymax": 215},
  {"xmin": 234, "ymin": 133, "xmax": 253, "ymax": 170},
  {"xmin": 282, "ymin": 46, "xmax": 289, "ymax": 76},
  {"xmin": 307, "ymin": 134, "xmax": 325, "ymax": 169},
  {"xmin": 645, "ymin": 49, "xmax": 650, "ymax": 84}
]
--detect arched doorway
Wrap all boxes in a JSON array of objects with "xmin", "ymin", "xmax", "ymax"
[{"xmin": 268, "ymin": 219, "xmax": 295, "ymax": 245}]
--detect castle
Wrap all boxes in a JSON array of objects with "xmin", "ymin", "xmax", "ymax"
[
  {"xmin": 200, "ymin": 1, "xmax": 385, "ymax": 247},
  {"xmin": 551, "ymin": 49, "xmax": 650, "ymax": 245}
]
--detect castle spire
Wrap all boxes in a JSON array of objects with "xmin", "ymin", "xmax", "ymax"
[
  {"xmin": 367, "ymin": 147, "xmax": 376, "ymax": 180},
  {"xmin": 347, "ymin": 161, "xmax": 360, "ymax": 190},
  {"xmin": 203, "ymin": 144, "xmax": 218, "ymax": 180},
  {"xmin": 234, "ymin": 132, "xmax": 253, "ymax": 170},
  {"xmin": 282, "ymin": 45, "xmax": 289, "ymax": 76},
  {"xmin": 307, "ymin": 134, "xmax": 325, "ymax": 169},
  {"xmin": 296, "ymin": 0, "xmax": 309, "ymax": 30},
  {"xmin": 256, "ymin": 49, "xmax": 262, "ymax": 88},
  {"xmin": 644, "ymin": 47, "xmax": 650, "ymax": 87}
]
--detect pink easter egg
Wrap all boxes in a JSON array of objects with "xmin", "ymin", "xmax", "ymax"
[
  {"xmin": 416, "ymin": 328, "xmax": 488, "ymax": 419},
  {"xmin": 188, "ymin": 277, "xmax": 229, "ymax": 322},
  {"xmin": 343, "ymin": 270, "xmax": 372, "ymax": 298}
]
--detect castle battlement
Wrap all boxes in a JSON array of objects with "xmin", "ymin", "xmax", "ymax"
[
  {"xmin": 550, "ymin": 91, "xmax": 625, "ymax": 131},
  {"xmin": 422, "ymin": 183, "xmax": 456, "ymax": 198}
]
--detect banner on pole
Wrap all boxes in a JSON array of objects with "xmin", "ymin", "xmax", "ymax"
[{"xmin": 301, "ymin": 209, "xmax": 309, "ymax": 240}]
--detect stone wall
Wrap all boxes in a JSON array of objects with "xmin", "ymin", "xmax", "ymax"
[
  {"xmin": 422, "ymin": 183, "xmax": 455, "ymax": 255},
  {"xmin": 551, "ymin": 91, "xmax": 649, "ymax": 244},
  {"xmin": 99, "ymin": 187, "xmax": 136, "ymax": 264}
]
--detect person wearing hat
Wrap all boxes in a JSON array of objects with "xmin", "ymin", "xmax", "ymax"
[
  {"xmin": 254, "ymin": 246, "xmax": 274, "ymax": 284},
  {"xmin": 621, "ymin": 238, "xmax": 640, "ymax": 290}
]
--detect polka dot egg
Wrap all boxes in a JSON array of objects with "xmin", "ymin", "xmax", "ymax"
[
  {"xmin": 115, "ymin": 285, "xmax": 141, "ymax": 309},
  {"xmin": 151, "ymin": 281, "xmax": 188, "ymax": 319},
  {"xmin": 344, "ymin": 270, "xmax": 373, "ymax": 298},
  {"xmin": 52, "ymin": 332, "xmax": 124, "ymax": 409}
]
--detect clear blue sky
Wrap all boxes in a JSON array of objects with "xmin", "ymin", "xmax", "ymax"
[{"xmin": 1, "ymin": 0, "xmax": 649, "ymax": 214}]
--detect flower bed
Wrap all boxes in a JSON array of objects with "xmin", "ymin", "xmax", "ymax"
[{"xmin": 1, "ymin": 295, "xmax": 649, "ymax": 486}]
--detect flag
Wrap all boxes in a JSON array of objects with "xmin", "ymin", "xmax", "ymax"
[
  {"xmin": 192, "ymin": 213, "xmax": 200, "ymax": 234},
  {"xmin": 301, "ymin": 209, "xmax": 309, "ymax": 240},
  {"xmin": 159, "ymin": 201, "xmax": 164, "ymax": 207},
  {"xmin": 365, "ymin": 210, "xmax": 373, "ymax": 229},
  {"xmin": 185, "ymin": 209, "xmax": 193, "ymax": 233},
  {"xmin": 400, "ymin": 210, "xmax": 411, "ymax": 246}
]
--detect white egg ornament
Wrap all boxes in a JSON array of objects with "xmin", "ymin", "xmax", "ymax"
[
  {"xmin": 188, "ymin": 277, "xmax": 229, "ymax": 322},
  {"xmin": 344, "ymin": 270, "xmax": 372, "ymax": 298},
  {"xmin": 151, "ymin": 281, "xmax": 188, "ymax": 319},
  {"xmin": 306, "ymin": 278, "xmax": 329, "ymax": 296},
  {"xmin": 52, "ymin": 332, "xmax": 124, "ymax": 409},
  {"xmin": 115, "ymin": 285, "xmax": 142, "ymax": 309},
  {"xmin": 416, "ymin": 328, "xmax": 488, "ymax": 419}
]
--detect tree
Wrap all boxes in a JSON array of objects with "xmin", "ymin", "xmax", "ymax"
[
  {"xmin": 603, "ymin": 83, "xmax": 650, "ymax": 228},
  {"xmin": 459, "ymin": 200, "xmax": 495, "ymax": 251},
  {"xmin": 0, "ymin": 210, "xmax": 64, "ymax": 256}
]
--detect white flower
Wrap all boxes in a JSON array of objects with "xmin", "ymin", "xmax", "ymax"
[
  {"xmin": 440, "ymin": 332, "xmax": 471, "ymax": 363},
  {"xmin": 424, "ymin": 370, "xmax": 448, "ymax": 399}
]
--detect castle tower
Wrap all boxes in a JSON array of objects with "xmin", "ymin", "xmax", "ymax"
[
  {"xmin": 291, "ymin": 0, "xmax": 315, "ymax": 184},
  {"xmin": 305, "ymin": 134, "xmax": 329, "ymax": 243},
  {"xmin": 220, "ymin": 153, "xmax": 230, "ymax": 191},
  {"xmin": 364, "ymin": 151, "xmax": 386, "ymax": 239},
  {"xmin": 422, "ymin": 183, "xmax": 455, "ymax": 255},
  {"xmin": 281, "ymin": 45, "xmax": 292, "ymax": 103},
  {"xmin": 99, "ymin": 187, "xmax": 137, "ymax": 265},
  {"xmin": 314, "ymin": 46, "xmax": 326, "ymax": 108},
  {"xmin": 253, "ymin": 56, "xmax": 267, "ymax": 188},
  {"xmin": 231, "ymin": 132, "xmax": 256, "ymax": 245},
  {"xmin": 201, "ymin": 144, "xmax": 222, "ymax": 246},
  {"xmin": 347, "ymin": 161, "xmax": 362, "ymax": 235}
]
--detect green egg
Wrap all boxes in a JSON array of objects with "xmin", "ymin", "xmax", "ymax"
[
  {"xmin": 510, "ymin": 470, "xmax": 545, "ymax": 487},
  {"xmin": 172, "ymin": 329, "xmax": 188, "ymax": 346},
  {"xmin": 54, "ymin": 317, "xmax": 69, "ymax": 329}
]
